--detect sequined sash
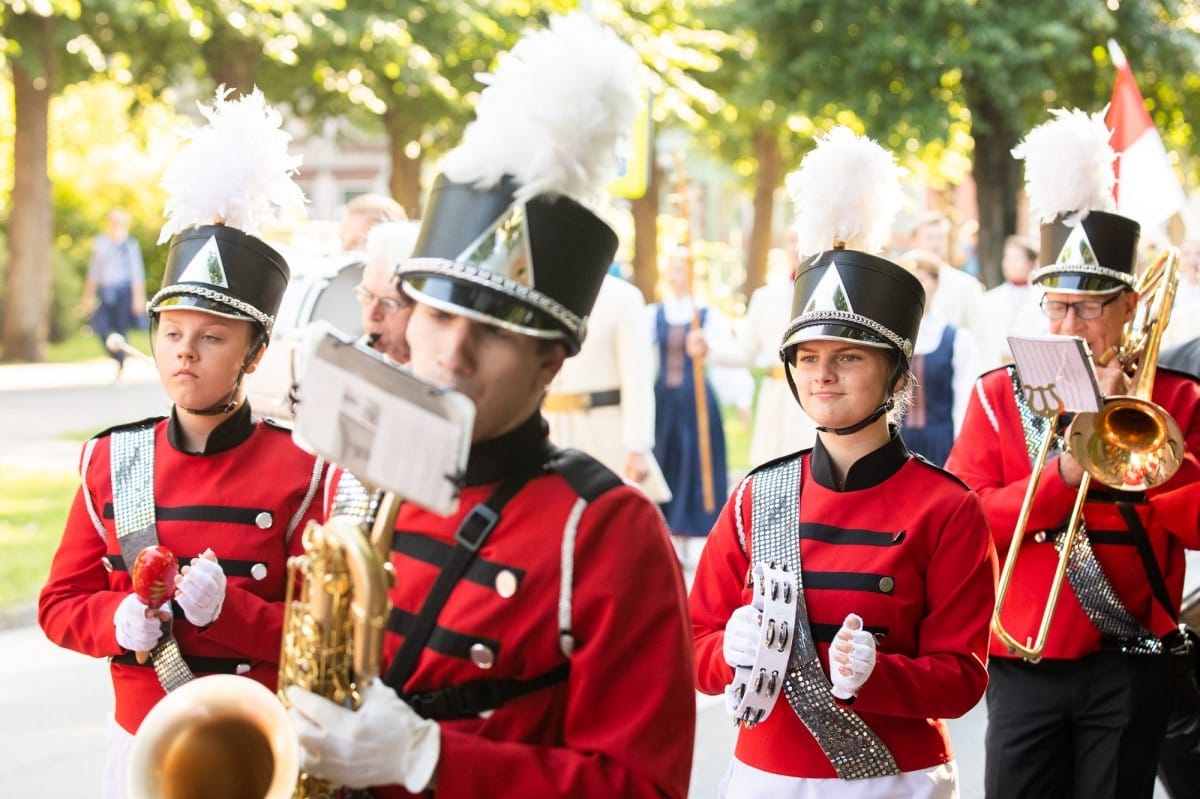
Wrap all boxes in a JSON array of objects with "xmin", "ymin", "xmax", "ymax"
[
  {"xmin": 111, "ymin": 425, "xmax": 195, "ymax": 691},
  {"xmin": 749, "ymin": 458, "xmax": 900, "ymax": 778}
]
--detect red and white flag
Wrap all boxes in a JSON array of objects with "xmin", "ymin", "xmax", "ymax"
[{"xmin": 1106, "ymin": 39, "xmax": 1188, "ymax": 232}]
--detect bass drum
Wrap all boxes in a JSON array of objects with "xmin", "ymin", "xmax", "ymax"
[{"xmin": 245, "ymin": 252, "xmax": 365, "ymax": 421}]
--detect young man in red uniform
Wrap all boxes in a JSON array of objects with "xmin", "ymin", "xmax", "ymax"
[
  {"xmin": 285, "ymin": 14, "xmax": 696, "ymax": 799},
  {"xmin": 946, "ymin": 111, "xmax": 1200, "ymax": 798},
  {"xmin": 689, "ymin": 127, "xmax": 997, "ymax": 797},
  {"xmin": 38, "ymin": 89, "xmax": 327, "ymax": 799}
]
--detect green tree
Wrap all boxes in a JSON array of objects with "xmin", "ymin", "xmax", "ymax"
[{"xmin": 703, "ymin": 0, "xmax": 1200, "ymax": 289}]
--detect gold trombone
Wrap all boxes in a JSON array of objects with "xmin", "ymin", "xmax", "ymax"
[{"xmin": 993, "ymin": 248, "xmax": 1184, "ymax": 661}]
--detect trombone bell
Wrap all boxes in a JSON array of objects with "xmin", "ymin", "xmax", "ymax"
[{"xmin": 1068, "ymin": 400, "xmax": 1183, "ymax": 492}]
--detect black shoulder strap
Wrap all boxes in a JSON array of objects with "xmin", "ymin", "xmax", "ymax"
[
  {"xmin": 383, "ymin": 465, "xmax": 542, "ymax": 689},
  {"xmin": 1117, "ymin": 501, "xmax": 1178, "ymax": 619}
]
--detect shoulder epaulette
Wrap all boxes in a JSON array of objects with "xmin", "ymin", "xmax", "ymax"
[
  {"xmin": 259, "ymin": 416, "xmax": 296, "ymax": 433},
  {"xmin": 747, "ymin": 448, "xmax": 810, "ymax": 478},
  {"xmin": 92, "ymin": 416, "xmax": 165, "ymax": 441},
  {"xmin": 908, "ymin": 453, "xmax": 972, "ymax": 491},
  {"xmin": 546, "ymin": 447, "xmax": 624, "ymax": 502}
]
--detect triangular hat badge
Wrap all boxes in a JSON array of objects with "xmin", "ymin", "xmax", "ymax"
[
  {"xmin": 1055, "ymin": 224, "xmax": 1100, "ymax": 268},
  {"xmin": 176, "ymin": 236, "xmax": 229, "ymax": 288},
  {"xmin": 803, "ymin": 263, "xmax": 854, "ymax": 315}
]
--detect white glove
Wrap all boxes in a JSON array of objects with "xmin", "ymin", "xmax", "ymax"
[
  {"xmin": 723, "ymin": 604, "xmax": 762, "ymax": 668},
  {"xmin": 114, "ymin": 592, "xmax": 170, "ymax": 653},
  {"xmin": 287, "ymin": 679, "xmax": 440, "ymax": 793},
  {"xmin": 174, "ymin": 548, "xmax": 226, "ymax": 627},
  {"xmin": 829, "ymin": 613, "xmax": 876, "ymax": 700}
]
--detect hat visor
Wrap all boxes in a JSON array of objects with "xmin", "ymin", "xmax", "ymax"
[
  {"xmin": 1033, "ymin": 270, "xmax": 1132, "ymax": 295},
  {"xmin": 150, "ymin": 293, "xmax": 254, "ymax": 323},
  {"xmin": 781, "ymin": 322, "xmax": 892, "ymax": 353},
  {"xmin": 402, "ymin": 275, "xmax": 565, "ymax": 342}
]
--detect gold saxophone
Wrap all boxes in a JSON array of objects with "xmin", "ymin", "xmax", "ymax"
[
  {"xmin": 279, "ymin": 490, "xmax": 399, "ymax": 798},
  {"xmin": 127, "ymin": 487, "xmax": 398, "ymax": 799}
]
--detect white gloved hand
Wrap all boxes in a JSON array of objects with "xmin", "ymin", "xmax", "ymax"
[
  {"xmin": 829, "ymin": 613, "xmax": 877, "ymax": 700},
  {"xmin": 174, "ymin": 548, "xmax": 226, "ymax": 627},
  {"xmin": 723, "ymin": 604, "xmax": 762, "ymax": 668},
  {"xmin": 114, "ymin": 592, "xmax": 170, "ymax": 652},
  {"xmin": 287, "ymin": 679, "xmax": 440, "ymax": 792}
]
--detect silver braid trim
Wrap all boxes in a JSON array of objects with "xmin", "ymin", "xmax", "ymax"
[
  {"xmin": 403, "ymin": 257, "xmax": 584, "ymax": 339},
  {"xmin": 787, "ymin": 311, "xmax": 912, "ymax": 358},
  {"xmin": 1032, "ymin": 264, "xmax": 1137, "ymax": 289},
  {"xmin": 149, "ymin": 285, "xmax": 275, "ymax": 333}
]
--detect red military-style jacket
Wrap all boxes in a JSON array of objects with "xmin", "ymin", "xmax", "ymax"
[
  {"xmin": 690, "ymin": 433, "xmax": 997, "ymax": 779},
  {"xmin": 945, "ymin": 366, "xmax": 1200, "ymax": 660},
  {"xmin": 38, "ymin": 405, "xmax": 327, "ymax": 733},
  {"xmin": 343, "ymin": 414, "xmax": 696, "ymax": 799}
]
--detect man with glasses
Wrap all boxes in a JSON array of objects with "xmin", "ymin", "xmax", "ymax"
[
  {"xmin": 355, "ymin": 220, "xmax": 420, "ymax": 363},
  {"xmin": 946, "ymin": 204, "xmax": 1200, "ymax": 797}
]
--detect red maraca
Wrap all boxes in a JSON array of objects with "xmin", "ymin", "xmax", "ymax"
[{"xmin": 131, "ymin": 546, "xmax": 179, "ymax": 663}]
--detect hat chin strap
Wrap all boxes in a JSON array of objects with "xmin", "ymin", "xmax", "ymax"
[{"xmin": 783, "ymin": 356, "xmax": 901, "ymax": 436}]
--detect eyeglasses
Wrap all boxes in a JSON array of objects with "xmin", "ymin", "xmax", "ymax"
[
  {"xmin": 1039, "ymin": 292, "xmax": 1125, "ymax": 321},
  {"xmin": 354, "ymin": 284, "xmax": 406, "ymax": 314}
]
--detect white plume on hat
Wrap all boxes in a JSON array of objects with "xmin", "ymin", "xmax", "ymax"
[
  {"xmin": 158, "ymin": 86, "xmax": 306, "ymax": 244},
  {"xmin": 786, "ymin": 127, "xmax": 906, "ymax": 258},
  {"xmin": 1011, "ymin": 107, "xmax": 1116, "ymax": 225},
  {"xmin": 439, "ymin": 12, "xmax": 641, "ymax": 207}
]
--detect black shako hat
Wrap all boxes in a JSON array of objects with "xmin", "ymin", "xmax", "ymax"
[
  {"xmin": 399, "ymin": 175, "xmax": 618, "ymax": 357},
  {"xmin": 1033, "ymin": 210, "xmax": 1140, "ymax": 295},
  {"xmin": 149, "ymin": 224, "xmax": 290, "ymax": 334},
  {"xmin": 780, "ymin": 248, "xmax": 925, "ymax": 363}
]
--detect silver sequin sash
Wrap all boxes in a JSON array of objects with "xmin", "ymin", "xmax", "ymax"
[
  {"xmin": 329, "ymin": 470, "xmax": 383, "ymax": 524},
  {"xmin": 111, "ymin": 425, "xmax": 195, "ymax": 692},
  {"xmin": 750, "ymin": 458, "xmax": 900, "ymax": 779}
]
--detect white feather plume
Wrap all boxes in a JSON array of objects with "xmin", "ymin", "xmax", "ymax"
[
  {"xmin": 786, "ymin": 127, "xmax": 906, "ymax": 257},
  {"xmin": 439, "ymin": 13, "xmax": 641, "ymax": 206},
  {"xmin": 158, "ymin": 87, "xmax": 305, "ymax": 244},
  {"xmin": 1011, "ymin": 107, "xmax": 1116, "ymax": 224}
]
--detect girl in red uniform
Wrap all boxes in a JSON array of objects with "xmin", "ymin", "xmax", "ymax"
[
  {"xmin": 689, "ymin": 127, "xmax": 997, "ymax": 798},
  {"xmin": 37, "ymin": 89, "xmax": 327, "ymax": 799}
]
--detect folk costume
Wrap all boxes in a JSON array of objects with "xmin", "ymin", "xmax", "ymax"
[
  {"xmin": 945, "ymin": 108, "xmax": 1200, "ymax": 799},
  {"xmin": 287, "ymin": 15, "xmax": 696, "ymax": 799},
  {"xmin": 544, "ymin": 273, "xmax": 670, "ymax": 502},
  {"xmin": 650, "ymin": 297, "xmax": 730, "ymax": 537},
  {"xmin": 690, "ymin": 128, "xmax": 996, "ymax": 798}
]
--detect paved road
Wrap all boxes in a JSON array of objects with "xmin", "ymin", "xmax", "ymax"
[{"xmin": 0, "ymin": 359, "xmax": 999, "ymax": 797}]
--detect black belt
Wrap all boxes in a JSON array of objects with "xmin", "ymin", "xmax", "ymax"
[{"xmin": 403, "ymin": 662, "xmax": 571, "ymax": 720}]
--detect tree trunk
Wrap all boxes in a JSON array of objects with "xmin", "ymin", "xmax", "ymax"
[
  {"xmin": 630, "ymin": 158, "xmax": 661, "ymax": 303},
  {"xmin": 384, "ymin": 112, "xmax": 423, "ymax": 219},
  {"xmin": 746, "ymin": 125, "xmax": 783, "ymax": 296},
  {"xmin": 202, "ymin": 24, "xmax": 260, "ymax": 95},
  {"xmin": 2, "ymin": 30, "xmax": 55, "ymax": 362},
  {"xmin": 969, "ymin": 105, "xmax": 1022, "ymax": 290}
]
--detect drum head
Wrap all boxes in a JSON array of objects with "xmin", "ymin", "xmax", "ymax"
[{"xmin": 245, "ymin": 253, "xmax": 365, "ymax": 421}]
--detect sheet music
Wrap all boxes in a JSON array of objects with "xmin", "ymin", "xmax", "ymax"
[
  {"xmin": 293, "ymin": 324, "xmax": 474, "ymax": 515},
  {"xmin": 1007, "ymin": 335, "xmax": 1103, "ymax": 415}
]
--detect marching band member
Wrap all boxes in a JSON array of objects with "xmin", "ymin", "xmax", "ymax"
[
  {"xmin": 38, "ymin": 88, "xmax": 327, "ymax": 799},
  {"xmin": 945, "ymin": 108, "xmax": 1200, "ymax": 799},
  {"xmin": 356, "ymin": 219, "xmax": 421, "ymax": 363},
  {"xmin": 284, "ymin": 15, "xmax": 695, "ymax": 798},
  {"xmin": 690, "ymin": 127, "xmax": 997, "ymax": 798}
]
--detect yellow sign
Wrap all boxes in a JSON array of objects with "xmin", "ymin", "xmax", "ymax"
[{"xmin": 608, "ymin": 93, "xmax": 652, "ymax": 200}]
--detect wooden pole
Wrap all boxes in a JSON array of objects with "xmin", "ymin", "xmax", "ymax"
[{"xmin": 675, "ymin": 151, "xmax": 716, "ymax": 514}]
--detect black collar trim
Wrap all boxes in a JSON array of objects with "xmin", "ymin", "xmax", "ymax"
[
  {"xmin": 463, "ymin": 412, "xmax": 554, "ymax": 486},
  {"xmin": 167, "ymin": 401, "xmax": 254, "ymax": 455},
  {"xmin": 810, "ymin": 426, "xmax": 909, "ymax": 491}
]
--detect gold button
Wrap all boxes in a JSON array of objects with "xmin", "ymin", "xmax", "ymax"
[
  {"xmin": 495, "ymin": 570, "xmax": 518, "ymax": 598},
  {"xmin": 470, "ymin": 643, "xmax": 495, "ymax": 669},
  {"xmin": 878, "ymin": 576, "xmax": 895, "ymax": 593}
]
